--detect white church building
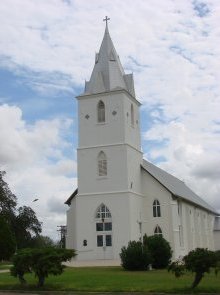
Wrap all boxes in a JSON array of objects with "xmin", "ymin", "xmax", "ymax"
[{"xmin": 65, "ymin": 20, "xmax": 220, "ymax": 263}]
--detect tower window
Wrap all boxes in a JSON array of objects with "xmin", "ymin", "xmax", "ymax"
[
  {"xmin": 153, "ymin": 199, "xmax": 161, "ymax": 217},
  {"xmin": 96, "ymin": 204, "xmax": 111, "ymax": 220},
  {"xmin": 154, "ymin": 225, "xmax": 162, "ymax": 236},
  {"xmin": 97, "ymin": 100, "xmax": 105, "ymax": 123},
  {"xmin": 98, "ymin": 151, "xmax": 107, "ymax": 176},
  {"xmin": 131, "ymin": 104, "xmax": 134, "ymax": 126}
]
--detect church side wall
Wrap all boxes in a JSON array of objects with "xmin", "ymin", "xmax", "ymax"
[
  {"xmin": 66, "ymin": 197, "xmax": 77, "ymax": 250},
  {"xmin": 180, "ymin": 202, "xmax": 215, "ymax": 253},
  {"xmin": 214, "ymin": 231, "xmax": 220, "ymax": 250},
  {"xmin": 140, "ymin": 169, "xmax": 176, "ymax": 256}
]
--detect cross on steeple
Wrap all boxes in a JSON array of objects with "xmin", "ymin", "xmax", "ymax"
[{"xmin": 103, "ymin": 16, "xmax": 110, "ymax": 27}]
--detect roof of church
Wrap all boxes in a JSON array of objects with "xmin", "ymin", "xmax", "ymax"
[
  {"xmin": 82, "ymin": 23, "xmax": 136, "ymax": 98},
  {"xmin": 141, "ymin": 159, "xmax": 218, "ymax": 214},
  {"xmin": 64, "ymin": 188, "xmax": 78, "ymax": 206}
]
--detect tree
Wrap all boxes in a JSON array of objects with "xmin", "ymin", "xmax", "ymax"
[
  {"xmin": 0, "ymin": 215, "xmax": 16, "ymax": 260},
  {"xmin": 29, "ymin": 235, "xmax": 55, "ymax": 248},
  {"xmin": 120, "ymin": 240, "xmax": 151, "ymax": 270},
  {"xmin": 168, "ymin": 248, "xmax": 218, "ymax": 289},
  {"xmin": 0, "ymin": 170, "xmax": 42, "ymax": 249},
  {"xmin": 144, "ymin": 234, "xmax": 172, "ymax": 269},
  {"xmin": 0, "ymin": 171, "xmax": 17, "ymax": 222},
  {"xmin": 13, "ymin": 206, "xmax": 42, "ymax": 249},
  {"xmin": 184, "ymin": 248, "xmax": 216, "ymax": 288},
  {"xmin": 11, "ymin": 248, "xmax": 76, "ymax": 287}
]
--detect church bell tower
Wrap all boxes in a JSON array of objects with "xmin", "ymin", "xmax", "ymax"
[{"xmin": 66, "ymin": 18, "xmax": 143, "ymax": 261}]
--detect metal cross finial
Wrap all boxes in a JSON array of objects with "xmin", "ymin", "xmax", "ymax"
[{"xmin": 103, "ymin": 16, "xmax": 110, "ymax": 27}]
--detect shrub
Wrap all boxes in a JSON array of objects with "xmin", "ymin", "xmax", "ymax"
[
  {"xmin": 184, "ymin": 248, "xmax": 216, "ymax": 289},
  {"xmin": 11, "ymin": 247, "xmax": 76, "ymax": 287},
  {"xmin": 169, "ymin": 248, "xmax": 217, "ymax": 289},
  {"xmin": 120, "ymin": 240, "xmax": 151, "ymax": 270},
  {"xmin": 144, "ymin": 235, "xmax": 172, "ymax": 269}
]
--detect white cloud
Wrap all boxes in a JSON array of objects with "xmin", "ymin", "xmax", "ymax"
[
  {"xmin": 0, "ymin": 104, "xmax": 77, "ymax": 238},
  {"xmin": 0, "ymin": 0, "xmax": 220, "ymax": 236}
]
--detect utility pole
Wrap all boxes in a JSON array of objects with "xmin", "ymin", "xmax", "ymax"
[{"xmin": 57, "ymin": 225, "xmax": 67, "ymax": 248}]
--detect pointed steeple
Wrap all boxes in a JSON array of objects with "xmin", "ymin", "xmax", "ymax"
[{"xmin": 83, "ymin": 18, "xmax": 135, "ymax": 97}]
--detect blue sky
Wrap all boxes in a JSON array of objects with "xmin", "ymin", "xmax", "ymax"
[{"xmin": 0, "ymin": 0, "xmax": 220, "ymax": 239}]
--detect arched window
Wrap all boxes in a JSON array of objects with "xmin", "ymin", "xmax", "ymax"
[
  {"xmin": 154, "ymin": 225, "xmax": 162, "ymax": 236},
  {"xmin": 95, "ymin": 204, "xmax": 112, "ymax": 247},
  {"xmin": 95, "ymin": 204, "xmax": 111, "ymax": 220},
  {"xmin": 131, "ymin": 104, "xmax": 134, "ymax": 126},
  {"xmin": 153, "ymin": 199, "xmax": 161, "ymax": 217},
  {"xmin": 98, "ymin": 151, "xmax": 107, "ymax": 176},
  {"xmin": 97, "ymin": 100, "xmax": 105, "ymax": 123}
]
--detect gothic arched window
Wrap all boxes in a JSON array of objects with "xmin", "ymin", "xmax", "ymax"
[
  {"xmin": 153, "ymin": 199, "xmax": 161, "ymax": 217},
  {"xmin": 98, "ymin": 151, "xmax": 107, "ymax": 176},
  {"xmin": 131, "ymin": 104, "xmax": 134, "ymax": 126},
  {"xmin": 95, "ymin": 204, "xmax": 112, "ymax": 247},
  {"xmin": 154, "ymin": 225, "xmax": 162, "ymax": 236},
  {"xmin": 95, "ymin": 204, "xmax": 111, "ymax": 220},
  {"xmin": 97, "ymin": 100, "xmax": 105, "ymax": 123}
]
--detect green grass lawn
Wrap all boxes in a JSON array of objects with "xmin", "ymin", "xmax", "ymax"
[{"xmin": 0, "ymin": 266, "xmax": 219, "ymax": 293}]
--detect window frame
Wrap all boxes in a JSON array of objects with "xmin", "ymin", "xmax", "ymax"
[
  {"xmin": 97, "ymin": 100, "xmax": 105, "ymax": 123},
  {"xmin": 154, "ymin": 225, "xmax": 162, "ymax": 236},
  {"xmin": 98, "ymin": 151, "xmax": 107, "ymax": 176},
  {"xmin": 153, "ymin": 199, "xmax": 161, "ymax": 217}
]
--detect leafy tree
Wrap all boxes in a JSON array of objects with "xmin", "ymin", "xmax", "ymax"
[
  {"xmin": 0, "ymin": 170, "xmax": 42, "ymax": 249},
  {"xmin": 0, "ymin": 171, "xmax": 17, "ymax": 222},
  {"xmin": 29, "ymin": 235, "xmax": 55, "ymax": 248},
  {"xmin": 144, "ymin": 234, "xmax": 172, "ymax": 269},
  {"xmin": 0, "ymin": 215, "xmax": 16, "ymax": 260},
  {"xmin": 120, "ymin": 240, "xmax": 151, "ymax": 270},
  {"xmin": 169, "ymin": 248, "xmax": 218, "ymax": 289},
  {"xmin": 184, "ymin": 248, "xmax": 216, "ymax": 288},
  {"xmin": 13, "ymin": 206, "xmax": 42, "ymax": 249},
  {"xmin": 11, "ymin": 248, "xmax": 76, "ymax": 287}
]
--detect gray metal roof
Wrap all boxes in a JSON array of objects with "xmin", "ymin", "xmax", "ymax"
[
  {"xmin": 141, "ymin": 159, "xmax": 218, "ymax": 214},
  {"xmin": 82, "ymin": 25, "xmax": 135, "ymax": 97}
]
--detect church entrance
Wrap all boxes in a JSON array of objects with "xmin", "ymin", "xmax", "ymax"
[{"xmin": 95, "ymin": 204, "xmax": 113, "ymax": 259}]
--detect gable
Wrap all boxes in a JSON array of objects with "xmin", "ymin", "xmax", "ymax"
[{"xmin": 141, "ymin": 159, "xmax": 218, "ymax": 214}]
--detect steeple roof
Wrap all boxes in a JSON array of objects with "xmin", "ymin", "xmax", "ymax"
[{"xmin": 83, "ymin": 21, "xmax": 135, "ymax": 97}]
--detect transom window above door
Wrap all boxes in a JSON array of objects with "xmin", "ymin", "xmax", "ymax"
[{"xmin": 96, "ymin": 204, "xmax": 111, "ymax": 220}]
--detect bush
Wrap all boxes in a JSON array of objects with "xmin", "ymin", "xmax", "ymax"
[
  {"xmin": 120, "ymin": 240, "xmax": 151, "ymax": 270},
  {"xmin": 11, "ymin": 247, "xmax": 76, "ymax": 287},
  {"xmin": 144, "ymin": 235, "xmax": 172, "ymax": 269},
  {"xmin": 169, "ymin": 248, "xmax": 218, "ymax": 289},
  {"xmin": 184, "ymin": 248, "xmax": 216, "ymax": 289}
]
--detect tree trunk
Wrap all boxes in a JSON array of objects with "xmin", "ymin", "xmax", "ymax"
[
  {"xmin": 37, "ymin": 275, "xmax": 45, "ymax": 287},
  {"xmin": 191, "ymin": 272, "xmax": 203, "ymax": 289},
  {"xmin": 18, "ymin": 273, "xmax": 26, "ymax": 285}
]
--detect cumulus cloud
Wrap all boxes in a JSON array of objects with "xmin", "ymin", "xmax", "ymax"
[
  {"xmin": 0, "ymin": 0, "xmax": 220, "ymax": 237},
  {"xmin": 0, "ymin": 104, "xmax": 77, "ymax": 238}
]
